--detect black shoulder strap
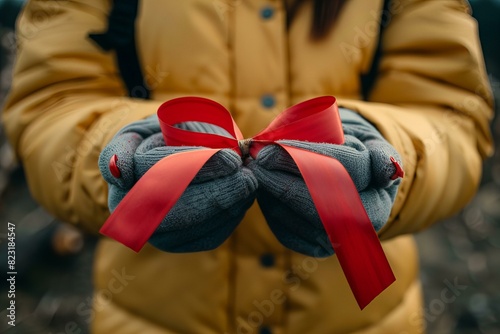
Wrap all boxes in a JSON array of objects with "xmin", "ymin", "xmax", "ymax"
[
  {"xmin": 360, "ymin": 0, "xmax": 392, "ymax": 101},
  {"xmin": 88, "ymin": 0, "xmax": 150, "ymax": 99}
]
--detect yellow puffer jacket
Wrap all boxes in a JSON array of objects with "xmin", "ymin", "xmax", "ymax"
[{"xmin": 3, "ymin": 0, "xmax": 493, "ymax": 333}]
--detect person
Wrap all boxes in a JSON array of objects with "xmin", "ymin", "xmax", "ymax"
[{"xmin": 2, "ymin": 0, "xmax": 493, "ymax": 333}]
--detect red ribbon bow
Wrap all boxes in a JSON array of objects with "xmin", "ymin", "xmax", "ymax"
[{"xmin": 100, "ymin": 96, "xmax": 396, "ymax": 309}]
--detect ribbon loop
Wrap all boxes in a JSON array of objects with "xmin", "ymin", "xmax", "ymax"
[
  {"xmin": 158, "ymin": 96, "xmax": 242, "ymax": 149},
  {"xmin": 100, "ymin": 96, "xmax": 397, "ymax": 309},
  {"xmin": 253, "ymin": 96, "xmax": 344, "ymax": 143}
]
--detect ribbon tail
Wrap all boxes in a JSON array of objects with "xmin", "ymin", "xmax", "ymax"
[
  {"xmin": 279, "ymin": 144, "xmax": 396, "ymax": 309},
  {"xmin": 100, "ymin": 149, "xmax": 220, "ymax": 252}
]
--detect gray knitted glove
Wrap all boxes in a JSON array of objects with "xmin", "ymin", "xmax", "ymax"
[
  {"xmin": 99, "ymin": 116, "xmax": 257, "ymax": 252},
  {"xmin": 248, "ymin": 108, "xmax": 403, "ymax": 257}
]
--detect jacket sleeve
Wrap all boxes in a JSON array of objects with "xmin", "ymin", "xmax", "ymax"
[
  {"xmin": 338, "ymin": 0, "xmax": 494, "ymax": 240},
  {"xmin": 2, "ymin": 0, "xmax": 162, "ymax": 233}
]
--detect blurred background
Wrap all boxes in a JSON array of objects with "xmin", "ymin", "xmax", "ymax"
[{"xmin": 0, "ymin": 0, "xmax": 499, "ymax": 333}]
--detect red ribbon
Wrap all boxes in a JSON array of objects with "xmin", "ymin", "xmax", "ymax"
[{"xmin": 100, "ymin": 96, "xmax": 396, "ymax": 309}]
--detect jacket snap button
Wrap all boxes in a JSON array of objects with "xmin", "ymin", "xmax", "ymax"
[
  {"xmin": 260, "ymin": 253, "xmax": 275, "ymax": 267},
  {"xmin": 261, "ymin": 95, "xmax": 276, "ymax": 109},
  {"xmin": 260, "ymin": 326, "xmax": 272, "ymax": 334},
  {"xmin": 260, "ymin": 6, "xmax": 274, "ymax": 20}
]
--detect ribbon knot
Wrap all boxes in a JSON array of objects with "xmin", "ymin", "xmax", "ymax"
[
  {"xmin": 238, "ymin": 138, "xmax": 253, "ymax": 159},
  {"xmin": 100, "ymin": 96, "xmax": 396, "ymax": 309}
]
